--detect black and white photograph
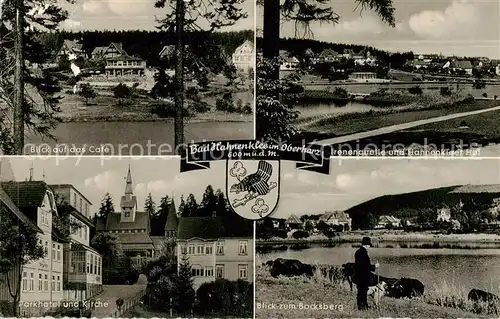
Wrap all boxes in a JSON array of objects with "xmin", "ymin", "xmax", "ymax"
[
  {"xmin": 256, "ymin": 0, "xmax": 500, "ymax": 155},
  {"xmin": 0, "ymin": 0, "xmax": 254, "ymax": 155},
  {"xmin": 0, "ymin": 156, "xmax": 254, "ymax": 318},
  {"xmin": 256, "ymin": 157, "xmax": 500, "ymax": 318}
]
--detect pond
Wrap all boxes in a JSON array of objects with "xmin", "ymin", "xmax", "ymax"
[{"xmin": 259, "ymin": 243, "xmax": 500, "ymax": 295}]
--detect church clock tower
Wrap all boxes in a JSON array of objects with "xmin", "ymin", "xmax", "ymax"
[{"xmin": 120, "ymin": 165, "xmax": 137, "ymax": 222}]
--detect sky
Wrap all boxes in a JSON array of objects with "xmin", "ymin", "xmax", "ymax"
[
  {"xmin": 58, "ymin": 0, "xmax": 254, "ymax": 32},
  {"xmin": 257, "ymin": 0, "xmax": 500, "ymax": 58},
  {"xmin": 3, "ymin": 153, "xmax": 500, "ymax": 219}
]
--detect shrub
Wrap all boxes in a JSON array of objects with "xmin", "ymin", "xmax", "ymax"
[
  {"xmin": 408, "ymin": 86, "xmax": 423, "ymax": 95},
  {"xmin": 151, "ymin": 102, "xmax": 191, "ymax": 118},
  {"xmin": 333, "ymin": 87, "xmax": 348, "ymax": 98},
  {"xmin": 292, "ymin": 230, "xmax": 310, "ymax": 239},
  {"xmin": 195, "ymin": 279, "xmax": 252, "ymax": 317},
  {"xmin": 190, "ymin": 101, "xmax": 210, "ymax": 113},
  {"xmin": 473, "ymin": 79, "xmax": 486, "ymax": 89},
  {"xmin": 440, "ymin": 87, "xmax": 452, "ymax": 96},
  {"xmin": 482, "ymin": 92, "xmax": 488, "ymax": 98},
  {"xmin": 273, "ymin": 229, "xmax": 288, "ymax": 238}
]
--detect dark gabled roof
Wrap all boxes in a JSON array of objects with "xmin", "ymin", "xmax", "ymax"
[
  {"xmin": 450, "ymin": 60, "xmax": 473, "ymax": 69},
  {"xmin": 91, "ymin": 46, "xmax": 107, "ymax": 55},
  {"xmin": 164, "ymin": 199, "xmax": 178, "ymax": 231},
  {"xmin": 1, "ymin": 181, "xmax": 49, "ymax": 210},
  {"xmin": 49, "ymin": 184, "xmax": 93, "ymax": 205},
  {"xmin": 104, "ymin": 211, "xmax": 149, "ymax": 230},
  {"xmin": 178, "ymin": 217, "xmax": 224, "ymax": 240},
  {"xmin": 115, "ymin": 232, "xmax": 153, "ymax": 244},
  {"xmin": 0, "ymin": 185, "xmax": 42, "ymax": 233},
  {"xmin": 286, "ymin": 214, "xmax": 301, "ymax": 224},
  {"xmin": 120, "ymin": 196, "xmax": 137, "ymax": 209},
  {"xmin": 178, "ymin": 216, "xmax": 253, "ymax": 240}
]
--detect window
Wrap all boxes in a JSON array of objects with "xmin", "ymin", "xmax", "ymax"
[
  {"xmin": 44, "ymin": 275, "xmax": 48, "ymax": 291},
  {"xmin": 38, "ymin": 274, "xmax": 42, "ymax": 291},
  {"xmin": 73, "ymin": 194, "xmax": 77, "ymax": 207},
  {"xmin": 238, "ymin": 241, "xmax": 248, "ymax": 255},
  {"xmin": 87, "ymin": 259, "xmax": 90, "ymax": 273},
  {"xmin": 181, "ymin": 246, "xmax": 187, "ymax": 254},
  {"xmin": 238, "ymin": 264, "xmax": 248, "ymax": 279},
  {"xmin": 98, "ymin": 259, "xmax": 101, "ymax": 276},
  {"xmin": 79, "ymin": 225, "xmax": 82, "ymax": 238},
  {"xmin": 29, "ymin": 273, "xmax": 34, "ymax": 291},
  {"xmin": 205, "ymin": 266, "xmax": 214, "ymax": 277},
  {"xmin": 188, "ymin": 245, "xmax": 195, "ymax": 255},
  {"xmin": 84, "ymin": 227, "xmax": 87, "ymax": 240},
  {"xmin": 44, "ymin": 241, "xmax": 49, "ymax": 258},
  {"xmin": 216, "ymin": 241, "xmax": 224, "ymax": 255},
  {"xmin": 51, "ymin": 276, "xmax": 55, "ymax": 291},
  {"xmin": 90, "ymin": 255, "xmax": 94, "ymax": 274},
  {"xmin": 57, "ymin": 276, "xmax": 61, "ymax": 291},
  {"xmin": 196, "ymin": 245, "xmax": 204, "ymax": 255},
  {"xmin": 205, "ymin": 246, "xmax": 213, "ymax": 255},
  {"xmin": 57, "ymin": 245, "xmax": 61, "ymax": 261},
  {"xmin": 52, "ymin": 244, "xmax": 56, "ymax": 260},
  {"xmin": 124, "ymin": 211, "xmax": 130, "ymax": 218},
  {"xmin": 85, "ymin": 203, "xmax": 88, "ymax": 216},
  {"xmin": 22, "ymin": 272, "xmax": 27, "ymax": 291},
  {"xmin": 216, "ymin": 265, "xmax": 224, "ymax": 278},
  {"xmin": 80, "ymin": 198, "xmax": 83, "ymax": 213},
  {"xmin": 191, "ymin": 265, "xmax": 202, "ymax": 277}
]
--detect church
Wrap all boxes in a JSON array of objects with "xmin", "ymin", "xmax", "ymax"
[{"xmin": 95, "ymin": 166, "xmax": 176, "ymax": 264}]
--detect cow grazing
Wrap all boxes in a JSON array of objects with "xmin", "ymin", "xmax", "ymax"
[
  {"xmin": 341, "ymin": 262, "xmax": 356, "ymax": 291},
  {"xmin": 390, "ymin": 277, "xmax": 425, "ymax": 298},
  {"xmin": 270, "ymin": 258, "xmax": 315, "ymax": 278},
  {"xmin": 468, "ymin": 289, "xmax": 499, "ymax": 314}
]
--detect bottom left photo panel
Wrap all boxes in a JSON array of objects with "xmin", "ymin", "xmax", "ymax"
[{"xmin": 0, "ymin": 156, "xmax": 254, "ymax": 318}]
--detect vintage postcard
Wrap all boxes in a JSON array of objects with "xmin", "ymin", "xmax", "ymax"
[
  {"xmin": 256, "ymin": 157, "xmax": 500, "ymax": 318},
  {"xmin": 0, "ymin": 0, "xmax": 254, "ymax": 156},
  {"xmin": 0, "ymin": 156, "xmax": 253, "ymax": 318},
  {"xmin": 256, "ymin": 0, "xmax": 500, "ymax": 157}
]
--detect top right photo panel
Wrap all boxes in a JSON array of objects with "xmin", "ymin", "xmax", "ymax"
[{"xmin": 256, "ymin": 0, "xmax": 500, "ymax": 157}]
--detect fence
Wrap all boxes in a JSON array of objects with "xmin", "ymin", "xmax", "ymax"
[{"xmin": 110, "ymin": 290, "xmax": 146, "ymax": 317}]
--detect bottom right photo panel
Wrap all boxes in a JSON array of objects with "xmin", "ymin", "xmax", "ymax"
[{"xmin": 256, "ymin": 157, "xmax": 500, "ymax": 318}]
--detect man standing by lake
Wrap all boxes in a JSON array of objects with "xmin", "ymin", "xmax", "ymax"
[{"xmin": 354, "ymin": 237, "xmax": 379, "ymax": 310}]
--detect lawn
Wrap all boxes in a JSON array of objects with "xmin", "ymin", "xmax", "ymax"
[
  {"xmin": 255, "ymin": 267, "xmax": 483, "ymax": 319},
  {"xmin": 298, "ymin": 99, "xmax": 498, "ymax": 137}
]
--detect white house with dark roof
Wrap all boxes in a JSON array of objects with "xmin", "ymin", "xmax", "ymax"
[
  {"xmin": 91, "ymin": 43, "xmax": 146, "ymax": 77},
  {"xmin": 376, "ymin": 215, "xmax": 401, "ymax": 229},
  {"xmin": 49, "ymin": 184, "xmax": 102, "ymax": 302},
  {"xmin": 0, "ymin": 181, "xmax": 65, "ymax": 316},
  {"xmin": 177, "ymin": 216, "xmax": 253, "ymax": 289},
  {"xmin": 95, "ymin": 166, "xmax": 154, "ymax": 264},
  {"xmin": 319, "ymin": 211, "xmax": 352, "ymax": 231},
  {"xmin": 57, "ymin": 40, "xmax": 86, "ymax": 61},
  {"xmin": 285, "ymin": 214, "xmax": 302, "ymax": 229},
  {"xmin": 232, "ymin": 40, "xmax": 254, "ymax": 73}
]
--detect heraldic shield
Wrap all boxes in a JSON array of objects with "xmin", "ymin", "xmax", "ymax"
[{"xmin": 226, "ymin": 159, "xmax": 280, "ymax": 220}]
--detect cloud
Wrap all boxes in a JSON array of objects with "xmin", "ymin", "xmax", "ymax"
[
  {"xmin": 61, "ymin": 19, "xmax": 82, "ymax": 29},
  {"xmin": 82, "ymin": 0, "xmax": 106, "ymax": 14},
  {"xmin": 107, "ymin": 0, "xmax": 152, "ymax": 15},
  {"xmin": 84, "ymin": 170, "xmax": 121, "ymax": 191},
  {"xmin": 135, "ymin": 180, "xmax": 172, "ymax": 203},
  {"xmin": 407, "ymin": 0, "xmax": 482, "ymax": 39}
]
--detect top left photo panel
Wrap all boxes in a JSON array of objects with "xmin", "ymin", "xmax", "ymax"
[{"xmin": 0, "ymin": 0, "xmax": 255, "ymax": 156}]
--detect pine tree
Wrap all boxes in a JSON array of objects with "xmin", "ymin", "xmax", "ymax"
[
  {"xmin": 0, "ymin": 0, "xmax": 69, "ymax": 153},
  {"xmin": 145, "ymin": 192, "xmax": 157, "ymax": 216},
  {"xmin": 200, "ymin": 185, "xmax": 217, "ymax": 217},
  {"xmin": 184, "ymin": 193, "xmax": 198, "ymax": 217},
  {"xmin": 215, "ymin": 188, "xmax": 228, "ymax": 217},
  {"xmin": 178, "ymin": 195, "xmax": 186, "ymax": 217},
  {"xmin": 173, "ymin": 253, "xmax": 195, "ymax": 316},
  {"xmin": 99, "ymin": 193, "xmax": 115, "ymax": 219}
]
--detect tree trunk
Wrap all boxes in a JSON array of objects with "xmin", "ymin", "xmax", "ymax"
[
  {"xmin": 174, "ymin": 0, "xmax": 185, "ymax": 154},
  {"xmin": 263, "ymin": 0, "xmax": 280, "ymax": 80},
  {"xmin": 13, "ymin": 0, "xmax": 25, "ymax": 154}
]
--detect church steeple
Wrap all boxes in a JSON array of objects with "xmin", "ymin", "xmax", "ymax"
[
  {"xmin": 120, "ymin": 165, "xmax": 137, "ymax": 222},
  {"xmin": 125, "ymin": 165, "xmax": 133, "ymax": 196}
]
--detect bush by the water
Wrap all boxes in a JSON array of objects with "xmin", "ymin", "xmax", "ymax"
[
  {"xmin": 151, "ymin": 102, "xmax": 191, "ymax": 118},
  {"xmin": 292, "ymin": 230, "xmax": 310, "ymax": 239},
  {"xmin": 408, "ymin": 86, "xmax": 423, "ymax": 95},
  {"xmin": 195, "ymin": 279, "xmax": 253, "ymax": 317},
  {"xmin": 440, "ymin": 87, "xmax": 452, "ymax": 96}
]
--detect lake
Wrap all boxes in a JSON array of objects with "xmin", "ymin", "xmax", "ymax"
[
  {"xmin": 302, "ymin": 82, "xmax": 500, "ymax": 98},
  {"xmin": 259, "ymin": 243, "xmax": 500, "ymax": 295},
  {"xmin": 24, "ymin": 121, "xmax": 253, "ymax": 155}
]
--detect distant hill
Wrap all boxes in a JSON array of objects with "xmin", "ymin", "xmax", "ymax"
[{"xmin": 346, "ymin": 184, "xmax": 500, "ymax": 229}]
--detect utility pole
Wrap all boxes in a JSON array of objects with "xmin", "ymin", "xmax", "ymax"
[
  {"xmin": 174, "ymin": 0, "xmax": 185, "ymax": 154},
  {"xmin": 13, "ymin": 0, "xmax": 25, "ymax": 154}
]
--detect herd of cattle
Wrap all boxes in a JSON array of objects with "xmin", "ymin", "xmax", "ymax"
[{"xmin": 264, "ymin": 258, "xmax": 499, "ymax": 313}]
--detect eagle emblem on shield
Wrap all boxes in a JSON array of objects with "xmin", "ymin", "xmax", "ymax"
[{"xmin": 226, "ymin": 160, "xmax": 280, "ymax": 220}]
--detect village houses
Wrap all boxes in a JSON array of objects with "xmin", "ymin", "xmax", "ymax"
[
  {"xmin": 49, "ymin": 185, "xmax": 102, "ymax": 301},
  {"xmin": 232, "ymin": 40, "xmax": 254, "ymax": 73},
  {"xmin": 56, "ymin": 39, "xmax": 86, "ymax": 62},
  {"xmin": 376, "ymin": 215, "xmax": 401, "ymax": 229},
  {"xmin": 285, "ymin": 214, "xmax": 302, "ymax": 230},
  {"xmin": 318, "ymin": 211, "xmax": 352, "ymax": 231},
  {"xmin": 177, "ymin": 217, "xmax": 253, "ymax": 289},
  {"xmin": 91, "ymin": 42, "xmax": 147, "ymax": 77}
]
